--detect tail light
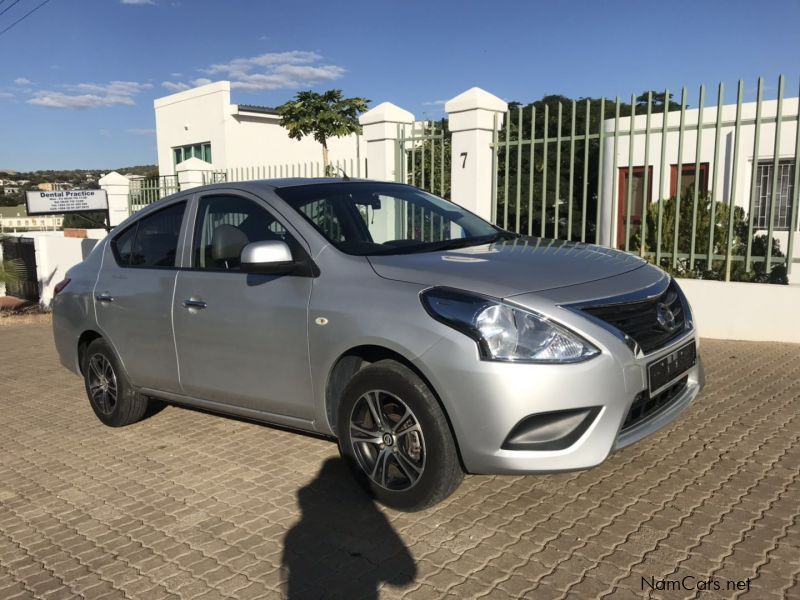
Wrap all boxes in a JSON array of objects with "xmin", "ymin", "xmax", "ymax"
[{"xmin": 54, "ymin": 278, "xmax": 71, "ymax": 296}]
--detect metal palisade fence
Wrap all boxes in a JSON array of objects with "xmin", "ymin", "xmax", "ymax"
[
  {"xmin": 202, "ymin": 158, "xmax": 366, "ymax": 185},
  {"xmin": 128, "ymin": 175, "xmax": 180, "ymax": 212},
  {"xmin": 492, "ymin": 76, "xmax": 800, "ymax": 283},
  {"xmin": 396, "ymin": 120, "xmax": 451, "ymax": 199}
]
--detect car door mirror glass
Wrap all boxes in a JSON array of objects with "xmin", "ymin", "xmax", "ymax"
[{"xmin": 240, "ymin": 240, "xmax": 295, "ymax": 274}]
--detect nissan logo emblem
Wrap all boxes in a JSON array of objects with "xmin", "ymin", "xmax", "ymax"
[{"xmin": 656, "ymin": 302, "xmax": 678, "ymax": 332}]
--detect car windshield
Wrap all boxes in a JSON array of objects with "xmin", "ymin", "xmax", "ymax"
[{"xmin": 275, "ymin": 182, "xmax": 511, "ymax": 256}]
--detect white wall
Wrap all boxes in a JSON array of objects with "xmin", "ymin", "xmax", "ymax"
[
  {"xmin": 154, "ymin": 81, "xmax": 364, "ymax": 177},
  {"xmin": 599, "ymin": 98, "xmax": 800, "ymax": 256},
  {"xmin": 678, "ymin": 278, "xmax": 800, "ymax": 343},
  {"xmin": 25, "ymin": 232, "xmax": 99, "ymax": 308}
]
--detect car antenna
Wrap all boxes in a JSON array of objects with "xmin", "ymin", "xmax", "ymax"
[{"xmin": 336, "ymin": 165, "xmax": 351, "ymax": 181}]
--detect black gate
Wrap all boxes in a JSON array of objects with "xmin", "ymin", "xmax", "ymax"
[{"xmin": 2, "ymin": 236, "xmax": 39, "ymax": 303}]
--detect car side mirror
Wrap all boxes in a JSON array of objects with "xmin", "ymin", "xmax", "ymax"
[{"xmin": 240, "ymin": 240, "xmax": 296, "ymax": 275}]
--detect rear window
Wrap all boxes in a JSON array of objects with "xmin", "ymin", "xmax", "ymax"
[{"xmin": 111, "ymin": 202, "xmax": 186, "ymax": 267}]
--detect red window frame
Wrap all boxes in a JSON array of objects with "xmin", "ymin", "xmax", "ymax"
[{"xmin": 669, "ymin": 163, "xmax": 709, "ymax": 197}]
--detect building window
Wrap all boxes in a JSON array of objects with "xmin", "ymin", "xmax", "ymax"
[
  {"xmin": 173, "ymin": 142, "xmax": 212, "ymax": 166},
  {"xmin": 670, "ymin": 163, "xmax": 709, "ymax": 198},
  {"xmin": 617, "ymin": 166, "xmax": 653, "ymax": 248},
  {"xmin": 754, "ymin": 160, "xmax": 796, "ymax": 230}
]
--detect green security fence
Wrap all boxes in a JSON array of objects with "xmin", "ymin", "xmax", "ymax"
[
  {"xmin": 492, "ymin": 76, "xmax": 800, "ymax": 282},
  {"xmin": 202, "ymin": 157, "xmax": 366, "ymax": 185},
  {"xmin": 397, "ymin": 120, "xmax": 450, "ymax": 199},
  {"xmin": 394, "ymin": 120, "xmax": 453, "ymax": 243},
  {"xmin": 127, "ymin": 175, "xmax": 179, "ymax": 212}
]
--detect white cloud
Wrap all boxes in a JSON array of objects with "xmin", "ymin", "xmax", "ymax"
[
  {"xmin": 127, "ymin": 128, "xmax": 156, "ymax": 136},
  {"xmin": 13, "ymin": 78, "xmax": 31, "ymax": 86},
  {"xmin": 28, "ymin": 80, "xmax": 152, "ymax": 109},
  {"xmin": 422, "ymin": 100, "xmax": 447, "ymax": 106},
  {"xmin": 161, "ymin": 80, "xmax": 190, "ymax": 92},
  {"xmin": 163, "ymin": 50, "xmax": 345, "ymax": 93},
  {"xmin": 120, "ymin": 0, "xmax": 155, "ymax": 4}
]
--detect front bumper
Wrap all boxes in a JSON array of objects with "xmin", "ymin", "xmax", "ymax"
[{"xmin": 414, "ymin": 317, "xmax": 704, "ymax": 476}]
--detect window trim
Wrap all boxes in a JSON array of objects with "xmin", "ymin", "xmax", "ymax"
[
  {"xmin": 753, "ymin": 158, "xmax": 796, "ymax": 231},
  {"xmin": 669, "ymin": 162, "xmax": 709, "ymax": 198},
  {"xmin": 172, "ymin": 142, "xmax": 212, "ymax": 167},
  {"xmin": 110, "ymin": 200, "xmax": 188, "ymax": 270}
]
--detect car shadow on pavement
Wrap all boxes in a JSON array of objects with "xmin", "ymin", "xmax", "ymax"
[{"xmin": 282, "ymin": 457, "xmax": 417, "ymax": 599}]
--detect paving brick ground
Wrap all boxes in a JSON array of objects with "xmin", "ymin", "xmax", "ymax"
[{"xmin": 0, "ymin": 321, "xmax": 798, "ymax": 599}]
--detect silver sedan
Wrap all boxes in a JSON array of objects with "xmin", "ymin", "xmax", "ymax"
[{"xmin": 53, "ymin": 179, "xmax": 703, "ymax": 511}]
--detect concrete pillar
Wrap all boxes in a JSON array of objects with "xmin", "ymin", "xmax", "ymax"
[
  {"xmin": 176, "ymin": 157, "xmax": 210, "ymax": 191},
  {"xmin": 98, "ymin": 171, "xmax": 131, "ymax": 227},
  {"xmin": 359, "ymin": 102, "xmax": 414, "ymax": 242},
  {"xmin": 360, "ymin": 102, "xmax": 414, "ymax": 182},
  {"xmin": 446, "ymin": 87, "xmax": 507, "ymax": 221}
]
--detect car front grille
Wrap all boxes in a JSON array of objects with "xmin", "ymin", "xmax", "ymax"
[
  {"xmin": 622, "ymin": 376, "xmax": 688, "ymax": 432},
  {"xmin": 580, "ymin": 280, "xmax": 686, "ymax": 354}
]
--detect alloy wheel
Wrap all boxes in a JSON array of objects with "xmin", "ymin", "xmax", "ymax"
[
  {"xmin": 349, "ymin": 390, "xmax": 426, "ymax": 491},
  {"xmin": 87, "ymin": 354, "xmax": 118, "ymax": 415}
]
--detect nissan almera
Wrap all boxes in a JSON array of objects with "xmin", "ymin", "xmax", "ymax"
[{"xmin": 53, "ymin": 179, "xmax": 703, "ymax": 511}]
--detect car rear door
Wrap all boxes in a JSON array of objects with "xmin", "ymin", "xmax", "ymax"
[
  {"xmin": 94, "ymin": 200, "xmax": 188, "ymax": 393},
  {"xmin": 171, "ymin": 191, "xmax": 314, "ymax": 420}
]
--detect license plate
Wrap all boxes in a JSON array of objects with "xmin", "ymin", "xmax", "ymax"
[{"xmin": 648, "ymin": 341, "xmax": 696, "ymax": 394}]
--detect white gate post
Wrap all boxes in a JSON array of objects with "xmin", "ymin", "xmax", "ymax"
[
  {"xmin": 446, "ymin": 87, "xmax": 507, "ymax": 221},
  {"xmin": 359, "ymin": 102, "xmax": 414, "ymax": 182},
  {"xmin": 98, "ymin": 171, "xmax": 131, "ymax": 227},
  {"xmin": 359, "ymin": 102, "xmax": 414, "ymax": 242},
  {"xmin": 176, "ymin": 157, "xmax": 210, "ymax": 191}
]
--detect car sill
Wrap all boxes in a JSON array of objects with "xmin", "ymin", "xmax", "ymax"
[{"xmin": 138, "ymin": 387, "xmax": 318, "ymax": 433}]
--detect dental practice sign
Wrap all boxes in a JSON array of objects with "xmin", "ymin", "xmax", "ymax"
[{"xmin": 26, "ymin": 189, "xmax": 109, "ymax": 216}]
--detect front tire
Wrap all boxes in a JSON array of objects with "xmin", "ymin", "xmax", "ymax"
[
  {"xmin": 337, "ymin": 360, "xmax": 463, "ymax": 511},
  {"xmin": 82, "ymin": 338, "xmax": 148, "ymax": 427}
]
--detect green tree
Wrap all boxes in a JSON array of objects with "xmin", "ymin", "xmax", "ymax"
[
  {"xmin": 629, "ymin": 192, "xmax": 787, "ymax": 284},
  {"xmin": 277, "ymin": 90, "xmax": 370, "ymax": 174},
  {"xmin": 404, "ymin": 122, "xmax": 451, "ymax": 199},
  {"xmin": 0, "ymin": 236, "xmax": 26, "ymax": 290},
  {"xmin": 495, "ymin": 92, "xmax": 685, "ymax": 240},
  {"xmin": 62, "ymin": 211, "xmax": 107, "ymax": 229}
]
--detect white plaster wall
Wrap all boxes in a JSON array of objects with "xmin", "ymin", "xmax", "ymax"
[
  {"xmin": 155, "ymin": 82, "xmax": 231, "ymax": 177},
  {"xmin": 26, "ymin": 233, "xmax": 99, "ymax": 308},
  {"xmin": 155, "ymin": 81, "xmax": 365, "ymax": 178},
  {"xmin": 599, "ymin": 98, "xmax": 800, "ymax": 250},
  {"xmin": 678, "ymin": 278, "xmax": 800, "ymax": 343}
]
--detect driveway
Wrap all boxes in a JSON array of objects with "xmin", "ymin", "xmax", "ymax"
[{"xmin": 0, "ymin": 321, "xmax": 798, "ymax": 599}]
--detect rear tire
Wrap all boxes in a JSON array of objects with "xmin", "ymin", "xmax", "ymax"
[
  {"xmin": 82, "ymin": 338, "xmax": 148, "ymax": 427},
  {"xmin": 337, "ymin": 359, "xmax": 463, "ymax": 511}
]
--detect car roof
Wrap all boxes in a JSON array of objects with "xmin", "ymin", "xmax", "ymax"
[{"xmin": 194, "ymin": 177, "xmax": 398, "ymax": 194}]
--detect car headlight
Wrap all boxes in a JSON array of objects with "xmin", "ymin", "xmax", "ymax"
[{"xmin": 420, "ymin": 287, "xmax": 599, "ymax": 363}]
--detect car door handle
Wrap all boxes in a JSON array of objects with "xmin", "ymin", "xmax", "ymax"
[
  {"xmin": 183, "ymin": 299, "xmax": 207, "ymax": 310},
  {"xmin": 95, "ymin": 293, "xmax": 115, "ymax": 303}
]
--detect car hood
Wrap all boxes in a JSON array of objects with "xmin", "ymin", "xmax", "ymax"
[{"xmin": 366, "ymin": 237, "xmax": 648, "ymax": 298}]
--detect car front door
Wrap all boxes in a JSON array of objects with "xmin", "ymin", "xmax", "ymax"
[
  {"xmin": 171, "ymin": 192, "xmax": 315, "ymax": 420},
  {"xmin": 94, "ymin": 200, "xmax": 187, "ymax": 393}
]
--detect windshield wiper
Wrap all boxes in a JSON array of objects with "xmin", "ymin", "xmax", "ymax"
[{"xmin": 370, "ymin": 230, "xmax": 518, "ymax": 255}]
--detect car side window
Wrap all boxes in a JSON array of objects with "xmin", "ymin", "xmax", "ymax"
[
  {"xmin": 111, "ymin": 201, "xmax": 186, "ymax": 268},
  {"xmin": 112, "ymin": 223, "xmax": 136, "ymax": 265},
  {"xmin": 193, "ymin": 195, "xmax": 292, "ymax": 271}
]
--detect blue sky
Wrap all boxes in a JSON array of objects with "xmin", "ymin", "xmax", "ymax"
[{"xmin": 1, "ymin": 0, "xmax": 799, "ymax": 171}]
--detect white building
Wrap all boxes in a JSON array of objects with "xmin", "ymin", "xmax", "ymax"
[
  {"xmin": 600, "ymin": 98, "xmax": 799, "ymax": 254},
  {"xmin": 0, "ymin": 205, "xmax": 63, "ymax": 232},
  {"xmin": 154, "ymin": 81, "xmax": 365, "ymax": 178}
]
